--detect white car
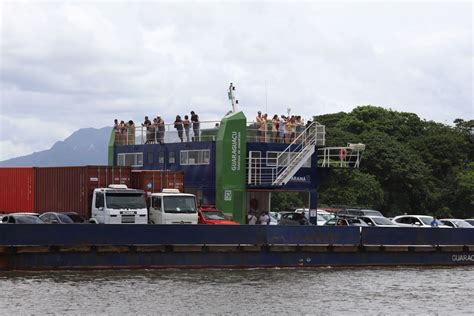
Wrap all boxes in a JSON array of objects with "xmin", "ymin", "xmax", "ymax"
[
  {"xmin": 317, "ymin": 209, "xmax": 335, "ymax": 222},
  {"xmin": 269, "ymin": 212, "xmax": 279, "ymax": 225},
  {"xmin": 359, "ymin": 216, "xmax": 398, "ymax": 227},
  {"xmin": 392, "ymin": 215, "xmax": 451, "ymax": 228},
  {"xmin": 440, "ymin": 219, "xmax": 473, "ymax": 228}
]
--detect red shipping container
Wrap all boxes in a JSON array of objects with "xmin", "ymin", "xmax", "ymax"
[
  {"xmin": 0, "ymin": 167, "xmax": 36, "ymax": 213},
  {"xmin": 35, "ymin": 166, "xmax": 131, "ymax": 218},
  {"xmin": 131, "ymin": 170, "xmax": 184, "ymax": 194}
]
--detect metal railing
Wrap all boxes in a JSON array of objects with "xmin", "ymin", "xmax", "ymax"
[
  {"xmin": 112, "ymin": 121, "xmax": 221, "ymax": 145},
  {"xmin": 246, "ymin": 121, "xmax": 326, "ymax": 186},
  {"xmin": 113, "ymin": 119, "xmax": 327, "ymax": 146},
  {"xmin": 318, "ymin": 143, "xmax": 365, "ymax": 168},
  {"xmin": 245, "ymin": 121, "xmax": 325, "ymax": 144},
  {"xmin": 272, "ymin": 121, "xmax": 324, "ymax": 185}
]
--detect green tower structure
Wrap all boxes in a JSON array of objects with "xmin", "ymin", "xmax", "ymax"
[{"xmin": 215, "ymin": 111, "xmax": 247, "ymax": 224}]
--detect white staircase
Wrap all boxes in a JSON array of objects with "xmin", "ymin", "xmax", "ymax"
[
  {"xmin": 246, "ymin": 121, "xmax": 325, "ymax": 186},
  {"xmin": 246, "ymin": 121, "xmax": 365, "ymax": 186},
  {"xmin": 272, "ymin": 121, "xmax": 324, "ymax": 186}
]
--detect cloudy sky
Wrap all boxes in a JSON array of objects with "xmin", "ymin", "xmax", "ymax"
[{"xmin": 0, "ymin": 1, "xmax": 472, "ymax": 161}]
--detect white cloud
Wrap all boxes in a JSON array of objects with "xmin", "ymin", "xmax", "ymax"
[{"xmin": 0, "ymin": 1, "xmax": 472, "ymax": 160}]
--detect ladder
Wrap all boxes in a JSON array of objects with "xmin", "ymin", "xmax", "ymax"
[{"xmin": 272, "ymin": 121, "xmax": 325, "ymax": 186}]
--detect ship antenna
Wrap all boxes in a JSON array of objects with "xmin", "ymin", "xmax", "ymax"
[{"xmin": 228, "ymin": 83, "xmax": 238, "ymax": 112}]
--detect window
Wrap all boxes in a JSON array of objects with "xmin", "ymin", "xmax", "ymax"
[
  {"xmin": 266, "ymin": 151, "xmax": 311, "ymax": 168},
  {"xmin": 95, "ymin": 192, "xmax": 104, "ymax": 208},
  {"xmin": 117, "ymin": 153, "xmax": 143, "ymax": 166},
  {"xmin": 152, "ymin": 196, "xmax": 162, "ymax": 210},
  {"xmin": 180, "ymin": 150, "xmax": 210, "ymax": 165},
  {"xmin": 147, "ymin": 152, "xmax": 154, "ymax": 164},
  {"xmin": 169, "ymin": 151, "xmax": 175, "ymax": 164},
  {"xmin": 159, "ymin": 151, "xmax": 164, "ymax": 164}
]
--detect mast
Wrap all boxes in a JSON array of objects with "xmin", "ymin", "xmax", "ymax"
[{"xmin": 228, "ymin": 83, "xmax": 238, "ymax": 112}]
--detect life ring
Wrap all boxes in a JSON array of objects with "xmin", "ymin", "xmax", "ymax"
[{"xmin": 339, "ymin": 148, "xmax": 347, "ymax": 160}]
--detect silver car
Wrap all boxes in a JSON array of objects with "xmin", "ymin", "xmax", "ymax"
[
  {"xmin": 360, "ymin": 216, "xmax": 397, "ymax": 227},
  {"xmin": 392, "ymin": 215, "xmax": 450, "ymax": 228},
  {"xmin": 440, "ymin": 219, "xmax": 473, "ymax": 228}
]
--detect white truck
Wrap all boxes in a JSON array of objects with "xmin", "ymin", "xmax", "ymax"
[
  {"xmin": 147, "ymin": 189, "xmax": 198, "ymax": 224},
  {"xmin": 90, "ymin": 184, "xmax": 148, "ymax": 224}
]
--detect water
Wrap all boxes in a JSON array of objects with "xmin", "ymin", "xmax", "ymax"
[{"xmin": 0, "ymin": 267, "xmax": 472, "ymax": 314}]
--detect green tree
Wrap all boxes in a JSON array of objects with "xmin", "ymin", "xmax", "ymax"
[
  {"xmin": 318, "ymin": 169, "xmax": 384, "ymax": 210},
  {"xmin": 271, "ymin": 192, "xmax": 308, "ymax": 211}
]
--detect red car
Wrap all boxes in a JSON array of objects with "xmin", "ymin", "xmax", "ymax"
[{"xmin": 198, "ymin": 206, "xmax": 239, "ymax": 225}]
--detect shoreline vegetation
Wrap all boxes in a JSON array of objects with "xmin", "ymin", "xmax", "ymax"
[{"xmin": 274, "ymin": 106, "xmax": 473, "ymax": 219}]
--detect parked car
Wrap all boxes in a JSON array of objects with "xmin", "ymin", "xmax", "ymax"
[
  {"xmin": 278, "ymin": 212, "xmax": 309, "ymax": 225},
  {"xmin": 198, "ymin": 206, "xmax": 239, "ymax": 225},
  {"xmin": 337, "ymin": 208, "xmax": 384, "ymax": 217},
  {"xmin": 63, "ymin": 212, "xmax": 87, "ymax": 223},
  {"xmin": 317, "ymin": 209, "xmax": 335, "ymax": 222},
  {"xmin": 392, "ymin": 215, "xmax": 450, "ymax": 228},
  {"xmin": 2, "ymin": 214, "xmax": 44, "ymax": 224},
  {"xmin": 324, "ymin": 217, "xmax": 368, "ymax": 227},
  {"xmin": 294, "ymin": 209, "xmax": 329, "ymax": 225},
  {"xmin": 8, "ymin": 212, "xmax": 40, "ymax": 217},
  {"xmin": 465, "ymin": 219, "xmax": 474, "ymax": 226},
  {"xmin": 270, "ymin": 211, "xmax": 283, "ymax": 222},
  {"xmin": 269, "ymin": 212, "xmax": 278, "ymax": 225},
  {"xmin": 39, "ymin": 212, "xmax": 74, "ymax": 224},
  {"xmin": 359, "ymin": 216, "xmax": 397, "ymax": 227},
  {"xmin": 439, "ymin": 219, "xmax": 473, "ymax": 228}
]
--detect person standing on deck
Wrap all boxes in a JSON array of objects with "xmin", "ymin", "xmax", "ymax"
[
  {"xmin": 279, "ymin": 115, "xmax": 286, "ymax": 143},
  {"xmin": 142, "ymin": 116, "xmax": 151, "ymax": 144},
  {"xmin": 272, "ymin": 115, "xmax": 279, "ymax": 143},
  {"xmin": 174, "ymin": 115, "xmax": 184, "ymax": 142},
  {"xmin": 183, "ymin": 115, "xmax": 191, "ymax": 142},
  {"xmin": 255, "ymin": 111, "xmax": 263, "ymax": 142},
  {"xmin": 113, "ymin": 119, "xmax": 121, "ymax": 145},
  {"xmin": 157, "ymin": 116, "xmax": 165, "ymax": 144},
  {"xmin": 126, "ymin": 120, "xmax": 135, "ymax": 145},
  {"xmin": 191, "ymin": 111, "xmax": 200, "ymax": 141}
]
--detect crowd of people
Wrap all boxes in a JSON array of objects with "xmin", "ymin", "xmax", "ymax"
[
  {"xmin": 114, "ymin": 110, "xmax": 311, "ymax": 145},
  {"xmin": 113, "ymin": 111, "xmax": 200, "ymax": 145},
  {"xmin": 255, "ymin": 111, "xmax": 311, "ymax": 143},
  {"xmin": 113, "ymin": 119, "xmax": 136, "ymax": 145}
]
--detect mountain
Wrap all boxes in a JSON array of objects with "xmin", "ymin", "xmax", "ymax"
[{"xmin": 0, "ymin": 127, "xmax": 112, "ymax": 167}]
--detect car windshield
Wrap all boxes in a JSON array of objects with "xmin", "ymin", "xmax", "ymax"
[
  {"xmin": 58, "ymin": 214, "xmax": 74, "ymax": 223},
  {"xmin": 420, "ymin": 217, "xmax": 434, "ymax": 225},
  {"xmin": 15, "ymin": 216, "xmax": 44, "ymax": 224},
  {"xmin": 452, "ymin": 220, "xmax": 472, "ymax": 228},
  {"xmin": 362, "ymin": 210, "xmax": 384, "ymax": 217},
  {"xmin": 372, "ymin": 217, "xmax": 395, "ymax": 225},
  {"xmin": 317, "ymin": 214, "xmax": 326, "ymax": 221},
  {"xmin": 348, "ymin": 219, "xmax": 368, "ymax": 226},
  {"xmin": 319, "ymin": 213, "xmax": 334, "ymax": 221},
  {"xmin": 203, "ymin": 211, "xmax": 226, "ymax": 220},
  {"xmin": 105, "ymin": 193, "xmax": 146, "ymax": 209},
  {"xmin": 163, "ymin": 196, "xmax": 196, "ymax": 213}
]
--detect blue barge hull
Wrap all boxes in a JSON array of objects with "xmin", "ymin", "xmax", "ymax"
[{"xmin": 0, "ymin": 225, "xmax": 473, "ymax": 270}]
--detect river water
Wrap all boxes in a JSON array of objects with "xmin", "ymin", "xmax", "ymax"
[{"xmin": 0, "ymin": 267, "xmax": 472, "ymax": 314}]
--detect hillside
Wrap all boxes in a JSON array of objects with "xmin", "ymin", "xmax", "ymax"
[{"xmin": 0, "ymin": 127, "xmax": 111, "ymax": 167}]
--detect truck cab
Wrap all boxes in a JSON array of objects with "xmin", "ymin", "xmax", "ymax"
[
  {"xmin": 91, "ymin": 184, "xmax": 148, "ymax": 224},
  {"xmin": 148, "ymin": 189, "xmax": 198, "ymax": 224}
]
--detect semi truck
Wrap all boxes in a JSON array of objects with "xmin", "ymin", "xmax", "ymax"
[
  {"xmin": 90, "ymin": 184, "xmax": 148, "ymax": 224},
  {"xmin": 147, "ymin": 189, "xmax": 198, "ymax": 224}
]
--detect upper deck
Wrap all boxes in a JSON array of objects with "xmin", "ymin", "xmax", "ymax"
[{"xmin": 110, "ymin": 120, "xmax": 325, "ymax": 146}]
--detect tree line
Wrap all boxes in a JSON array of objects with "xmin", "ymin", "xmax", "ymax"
[{"xmin": 314, "ymin": 106, "xmax": 473, "ymax": 218}]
